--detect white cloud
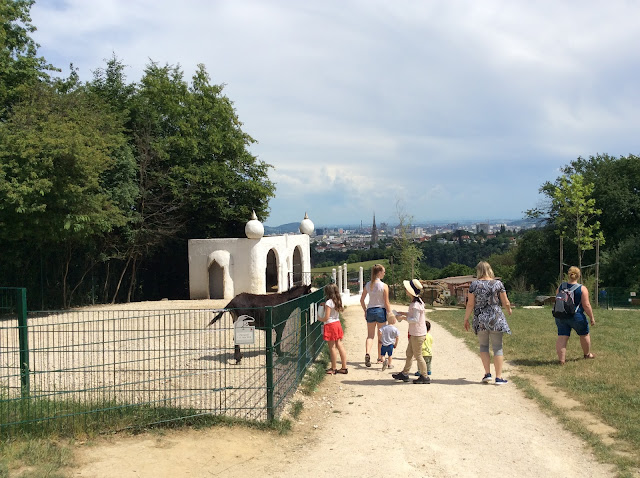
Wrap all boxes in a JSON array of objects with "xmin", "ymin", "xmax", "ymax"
[{"xmin": 30, "ymin": 0, "xmax": 640, "ymax": 226}]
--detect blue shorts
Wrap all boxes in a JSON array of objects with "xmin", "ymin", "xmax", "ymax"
[
  {"xmin": 381, "ymin": 344, "xmax": 395, "ymax": 357},
  {"xmin": 556, "ymin": 313, "xmax": 589, "ymax": 336},
  {"xmin": 366, "ymin": 307, "xmax": 387, "ymax": 324}
]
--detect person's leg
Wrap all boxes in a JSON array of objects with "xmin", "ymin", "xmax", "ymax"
[
  {"xmin": 376, "ymin": 322, "xmax": 385, "ymax": 361},
  {"xmin": 556, "ymin": 335, "xmax": 570, "ymax": 363},
  {"xmin": 328, "ymin": 341, "xmax": 337, "ymax": 370},
  {"xmin": 579, "ymin": 334, "xmax": 592, "ymax": 356},
  {"xmin": 412, "ymin": 336, "xmax": 427, "ymax": 376},
  {"xmin": 477, "ymin": 330, "xmax": 491, "ymax": 375},
  {"xmin": 489, "ymin": 332, "xmax": 504, "ymax": 378},
  {"xmin": 365, "ymin": 321, "xmax": 377, "ymax": 356},
  {"xmin": 424, "ymin": 355, "xmax": 432, "ymax": 375},
  {"xmin": 402, "ymin": 339, "xmax": 414, "ymax": 374},
  {"xmin": 382, "ymin": 344, "xmax": 394, "ymax": 367},
  {"xmin": 336, "ymin": 339, "xmax": 348, "ymax": 370}
]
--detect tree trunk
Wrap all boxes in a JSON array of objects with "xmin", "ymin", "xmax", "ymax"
[
  {"xmin": 112, "ymin": 255, "xmax": 132, "ymax": 304},
  {"xmin": 103, "ymin": 261, "xmax": 110, "ymax": 303},
  {"xmin": 126, "ymin": 256, "xmax": 138, "ymax": 303}
]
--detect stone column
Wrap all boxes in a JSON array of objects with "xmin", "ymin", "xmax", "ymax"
[
  {"xmin": 332, "ymin": 268, "xmax": 337, "ymax": 289},
  {"xmin": 343, "ymin": 264, "xmax": 348, "ymax": 294},
  {"xmin": 359, "ymin": 267, "xmax": 364, "ymax": 295},
  {"xmin": 337, "ymin": 267, "xmax": 343, "ymax": 293}
]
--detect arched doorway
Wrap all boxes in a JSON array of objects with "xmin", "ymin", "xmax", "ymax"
[
  {"xmin": 208, "ymin": 261, "xmax": 224, "ymax": 299},
  {"xmin": 266, "ymin": 249, "xmax": 279, "ymax": 292},
  {"xmin": 292, "ymin": 246, "xmax": 302, "ymax": 285}
]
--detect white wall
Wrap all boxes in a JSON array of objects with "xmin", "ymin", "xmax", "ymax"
[{"xmin": 188, "ymin": 234, "xmax": 311, "ymax": 299}]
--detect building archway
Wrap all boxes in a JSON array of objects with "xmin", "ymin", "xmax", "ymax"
[
  {"xmin": 292, "ymin": 246, "xmax": 303, "ymax": 285},
  {"xmin": 266, "ymin": 249, "xmax": 279, "ymax": 292},
  {"xmin": 208, "ymin": 261, "xmax": 224, "ymax": 299}
]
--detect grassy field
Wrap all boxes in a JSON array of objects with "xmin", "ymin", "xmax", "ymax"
[
  {"xmin": 311, "ymin": 259, "xmax": 390, "ymax": 274},
  {"xmin": 432, "ymin": 306, "xmax": 640, "ymax": 476}
]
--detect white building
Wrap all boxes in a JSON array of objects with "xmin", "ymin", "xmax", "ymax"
[{"xmin": 188, "ymin": 212, "xmax": 314, "ymax": 300}]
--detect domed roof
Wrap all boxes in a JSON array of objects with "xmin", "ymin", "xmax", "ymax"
[
  {"xmin": 245, "ymin": 210, "xmax": 264, "ymax": 239},
  {"xmin": 299, "ymin": 212, "xmax": 314, "ymax": 235}
]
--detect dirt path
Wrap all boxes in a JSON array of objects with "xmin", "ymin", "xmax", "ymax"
[{"xmin": 74, "ymin": 303, "xmax": 615, "ymax": 477}]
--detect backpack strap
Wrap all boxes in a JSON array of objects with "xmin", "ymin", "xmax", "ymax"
[{"xmin": 568, "ymin": 283, "xmax": 581, "ymax": 312}]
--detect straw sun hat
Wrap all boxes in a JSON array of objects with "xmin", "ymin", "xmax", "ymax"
[{"xmin": 403, "ymin": 279, "xmax": 423, "ymax": 297}]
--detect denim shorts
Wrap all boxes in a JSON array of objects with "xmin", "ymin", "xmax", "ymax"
[
  {"xmin": 366, "ymin": 307, "xmax": 387, "ymax": 323},
  {"xmin": 381, "ymin": 344, "xmax": 395, "ymax": 357},
  {"xmin": 556, "ymin": 313, "xmax": 589, "ymax": 336}
]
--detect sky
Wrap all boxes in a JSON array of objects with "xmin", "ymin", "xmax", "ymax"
[{"xmin": 30, "ymin": 1, "xmax": 640, "ymax": 228}]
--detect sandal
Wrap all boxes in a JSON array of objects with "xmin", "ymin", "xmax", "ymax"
[
  {"xmin": 336, "ymin": 368, "xmax": 348, "ymax": 374},
  {"xmin": 326, "ymin": 368, "xmax": 336, "ymax": 375},
  {"xmin": 584, "ymin": 353, "xmax": 596, "ymax": 359},
  {"xmin": 377, "ymin": 358, "xmax": 384, "ymax": 364},
  {"xmin": 365, "ymin": 354, "xmax": 371, "ymax": 367}
]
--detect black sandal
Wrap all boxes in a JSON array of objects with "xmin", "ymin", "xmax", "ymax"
[
  {"xmin": 326, "ymin": 368, "xmax": 336, "ymax": 375},
  {"xmin": 365, "ymin": 354, "xmax": 371, "ymax": 367},
  {"xmin": 336, "ymin": 368, "xmax": 348, "ymax": 374}
]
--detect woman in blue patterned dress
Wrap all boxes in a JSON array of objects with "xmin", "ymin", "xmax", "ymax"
[{"xmin": 464, "ymin": 261, "xmax": 512, "ymax": 385}]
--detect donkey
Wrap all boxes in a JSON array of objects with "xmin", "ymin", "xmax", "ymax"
[{"xmin": 208, "ymin": 284, "xmax": 312, "ymax": 363}]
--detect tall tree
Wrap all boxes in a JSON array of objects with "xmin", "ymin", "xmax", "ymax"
[{"xmin": 551, "ymin": 173, "xmax": 604, "ymax": 270}]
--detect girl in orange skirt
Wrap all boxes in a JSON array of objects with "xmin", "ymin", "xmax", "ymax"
[{"xmin": 320, "ymin": 283, "xmax": 348, "ymax": 374}]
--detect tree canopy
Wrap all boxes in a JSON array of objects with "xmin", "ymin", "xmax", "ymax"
[{"xmin": 0, "ymin": 3, "xmax": 275, "ymax": 307}]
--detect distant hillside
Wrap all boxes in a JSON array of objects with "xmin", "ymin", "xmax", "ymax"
[{"xmin": 264, "ymin": 222, "xmax": 300, "ymax": 234}]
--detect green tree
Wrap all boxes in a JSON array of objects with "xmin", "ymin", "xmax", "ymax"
[
  {"xmin": 513, "ymin": 227, "xmax": 559, "ymax": 293},
  {"xmin": 559, "ymin": 154, "xmax": 640, "ymax": 249},
  {"xmin": 551, "ymin": 173, "xmax": 604, "ymax": 270},
  {"xmin": 437, "ymin": 262, "xmax": 474, "ymax": 279},
  {"xmin": 0, "ymin": 0, "xmax": 56, "ymax": 117},
  {"xmin": 0, "ymin": 82, "xmax": 129, "ymax": 306},
  {"xmin": 391, "ymin": 208, "xmax": 423, "ymax": 279},
  {"xmin": 600, "ymin": 235, "xmax": 640, "ymax": 290}
]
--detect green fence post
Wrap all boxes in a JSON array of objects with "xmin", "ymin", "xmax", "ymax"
[
  {"xmin": 17, "ymin": 288, "xmax": 30, "ymax": 397},
  {"xmin": 265, "ymin": 306, "xmax": 275, "ymax": 421}
]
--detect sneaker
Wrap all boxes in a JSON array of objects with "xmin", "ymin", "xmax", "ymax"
[
  {"xmin": 495, "ymin": 377, "xmax": 508, "ymax": 385},
  {"xmin": 365, "ymin": 354, "xmax": 371, "ymax": 367},
  {"xmin": 392, "ymin": 372, "xmax": 410, "ymax": 382},
  {"xmin": 387, "ymin": 364, "xmax": 393, "ymax": 369},
  {"xmin": 413, "ymin": 375, "xmax": 431, "ymax": 384},
  {"xmin": 427, "ymin": 371, "xmax": 431, "ymax": 376},
  {"xmin": 414, "ymin": 371, "xmax": 421, "ymax": 377},
  {"xmin": 482, "ymin": 373, "xmax": 492, "ymax": 383},
  {"xmin": 381, "ymin": 358, "xmax": 388, "ymax": 372}
]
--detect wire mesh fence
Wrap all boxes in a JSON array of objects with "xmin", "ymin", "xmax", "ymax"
[{"xmin": 1, "ymin": 287, "xmax": 325, "ymax": 437}]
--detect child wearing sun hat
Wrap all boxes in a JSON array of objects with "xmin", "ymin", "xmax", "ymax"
[{"xmin": 392, "ymin": 279, "xmax": 430, "ymax": 384}]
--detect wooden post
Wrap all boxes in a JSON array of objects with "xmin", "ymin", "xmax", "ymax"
[
  {"xmin": 559, "ymin": 235, "xmax": 564, "ymax": 283},
  {"xmin": 595, "ymin": 239, "xmax": 600, "ymax": 308}
]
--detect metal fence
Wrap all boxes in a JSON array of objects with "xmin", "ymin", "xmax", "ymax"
[
  {"xmin": 1, "ymin": 287, "xmax": 325, "ymax": 437},
  {"xmin": 597, "ymin": 287, "xmax": 640, "ymax": 309}
]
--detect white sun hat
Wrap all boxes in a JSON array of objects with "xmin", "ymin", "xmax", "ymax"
[{"xmin": 403, "ymin": 279, "xmax": 423, "ymax": 297}]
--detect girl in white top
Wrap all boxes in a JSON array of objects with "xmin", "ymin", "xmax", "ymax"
[
  {"xmin": 360, "ymin": 264, "xmax": 392, "ymax": 367},
  {"xmin": 320, "ymin": 283, "xmax": 348, "ymax": 374}
]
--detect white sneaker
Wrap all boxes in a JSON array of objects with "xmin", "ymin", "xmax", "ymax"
[{"xmin": 381, "ymin": 358, "xmax": 388, "ymax": 371}]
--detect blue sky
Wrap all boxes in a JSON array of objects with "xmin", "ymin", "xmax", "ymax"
[{"xmin": 31, "ymin": 1, "xmax": 640, "ymax": 227}]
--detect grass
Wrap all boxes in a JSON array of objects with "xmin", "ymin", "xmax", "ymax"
[
  {"xmin": 432, "ymin": 306, "xmax": 640, "ymax": 475},
  {"xmin": 311, "ymin": 259, "xmax": 389, "ymax": 274}
]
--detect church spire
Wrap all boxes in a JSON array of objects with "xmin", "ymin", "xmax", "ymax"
[{"xmin": 370, "ymin": 213, "xmax": 378, "ymax": 248}]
